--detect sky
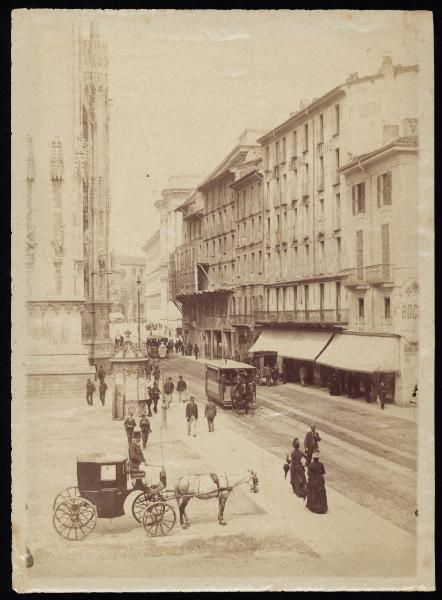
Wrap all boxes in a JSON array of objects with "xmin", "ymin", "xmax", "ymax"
[{"xmin": 90, "ymin": 10, "xmax": 422, "ymax": 256}]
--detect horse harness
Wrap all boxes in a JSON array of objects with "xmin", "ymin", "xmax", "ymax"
[{"xmin": 178, "ymin": 473, "xmax": 233, "ymax": 497}]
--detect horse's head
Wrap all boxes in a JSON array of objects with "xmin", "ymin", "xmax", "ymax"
[{"xmin": 248, "ymin": 470, "xmax": 259, "ymax": 493}]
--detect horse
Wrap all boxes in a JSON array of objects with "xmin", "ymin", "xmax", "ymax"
[{"xmin": 174, "ymin": 470, "xmax": 259, "ymax": 528}]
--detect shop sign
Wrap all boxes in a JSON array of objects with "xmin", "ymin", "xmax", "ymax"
[{"xmin": 393, "ymin": 279, "xmax": 418, "ymax": 342}]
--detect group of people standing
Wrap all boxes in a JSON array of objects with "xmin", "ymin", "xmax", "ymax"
[
  {"xmin": 284, "ymin": 424, "xmax": 328, "ymax": 514},
  {"xmin": 85, "ymin": 365, "xmax": 108, "ymax": 407},
  {"xmin": 124, "ymin": 412, "xmax": 152, "ymax": 449},
  {"xmin": 328, "ymin": 370, "xmax": 388, "ymax": 409}
]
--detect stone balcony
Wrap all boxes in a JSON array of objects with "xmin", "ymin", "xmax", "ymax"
[
  {"xmin": 254, "ymin": 308, "xmax": 348, "ymax": 325},
  {"xmin": 342, "ymin": 264, "xmax": 393, "ymax": 288}
]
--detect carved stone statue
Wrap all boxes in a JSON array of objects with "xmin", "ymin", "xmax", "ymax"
[
  {"xmin": 98, "ymin": 250, "xmax": 106, "ymax": 275},
  {"xmin": 52, "ymin": 224, "xmax": 64, "ymax": 258},
  {"xmin": 83, "ymin": 229, "xmax": 91, "ymax": 258}
]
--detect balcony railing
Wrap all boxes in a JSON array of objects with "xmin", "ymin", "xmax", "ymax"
[
  {"xmin": 342, "ymin": 264, "xmax": 392, "ymax": 287},
  {"xmin": 254, "ymin": 309, "xmax": 349, "ymax": 325},
  {"xmin": 229, "ymin": 314, "xmax": 255, "ymax": 326},
  {"xmin": 200, "ymin": 315, "xmax": 229, "ymax": 329}
]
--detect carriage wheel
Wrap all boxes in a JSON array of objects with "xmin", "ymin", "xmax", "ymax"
[
  {"xmin": 52, "ymin": 497, "xmax": 97, "ymax": 541},
  {"xmin": 142, "ymin": 502, "xmax": 176, "ymax": 536},
  {"xmin": 52, "ymin": 486, "xmax": 79, "ymax": 511},
  {"xmin": 132, "ymin": 491, "xmax": 160, "ymax": 523}
]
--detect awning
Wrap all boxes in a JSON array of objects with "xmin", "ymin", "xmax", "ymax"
[
  {"xmin": 249, "ymin": 328, "xmax": 333, "ymax": 361},
  {"xmin": 316, "ymin": 333, "xmax": 400, "ymax": 373}
]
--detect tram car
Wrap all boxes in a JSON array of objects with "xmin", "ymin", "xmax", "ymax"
[
  {"xmin": 145, "ymin": 336, "xmax": 169, "ymax": 359},
  {"xmin": 205, "ymin": 359, "xmax": 257, "ymax": 411}
]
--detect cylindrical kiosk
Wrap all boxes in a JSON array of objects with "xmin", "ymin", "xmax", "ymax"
[{"xmin": 110, "ymin": 333, "xmax": 147, "ymax": 419}]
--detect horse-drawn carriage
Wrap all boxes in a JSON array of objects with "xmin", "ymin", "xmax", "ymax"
[
  {"xmin": 52, "ymin": 454, "xmax": 259, "ymax": 538},
  {"xmin": 145, "ymin": 336, "xmax": 169, "ymax": 359},
  {"xmin": 52, "ymin": 454, "xmax": 176, "ymax": 539},
  {"xmin": 205, "ymin": 359, "xmax": 257, "ymax": 413}
]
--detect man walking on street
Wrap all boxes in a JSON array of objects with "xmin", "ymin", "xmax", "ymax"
[
  {"xmin": 375, "ymin": 379, "xmax": 387, "ymax": 410},
  {"xmin": 99, "ymin": 380, "xmax": 108, "ymax": 406},
  {"xmin": 146, "ymin": 385, "xmax": 154, "ymax": 416},
  {"xmin": 85, "ymin": 378, "xmax": 96, "ymax": 406},
  {"xmin": 139, "ymin": 414, "xmax": 152, "ymax": 450},
  {"xmin": 204, "ymin": 398, "xmax": 217, "ymax": 432},
  {"xmin": 153, "ymin": 363, "xmax": 161, "ymax": 385},
  {"xmin": 145, "ymin": 359, "xmax": 153, "ymax": 382},
  {"xmin": 151, "ymin": 382, "xmax": 160, "ymax": 414},
  {"xmin": 176, "ymin": 375, "xmax": 187, "ymax": 402},
  {"xmin": 194, "ymin": 343, "xmax": 200, "ymax": 360},
  {"xmin": 164, "ymin": 377, "xmax": 175, "ymax": 406},
  {"xmin": 304, "ymin": 424, "xmax": 321, "ymax": 465},
  {"xmin": 186, "ymin": 396, "xmax": 198, "ymax": 436},
  {"xmin": 98, "ymin": 365, "xmax": 106, "ymax": 385},
  {"xmin": 299, "ymin": 365, "xmax": 307, "ymax": 387},
  {"xmin": 124, "ymin": 412, "xmax": 137, "ymax": 446}
]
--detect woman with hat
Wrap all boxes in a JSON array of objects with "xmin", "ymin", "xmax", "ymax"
[
  {"xmin": 305, "ymin": 450, "xmax": 328, "ymax": 514},
  {"xmin": 286, "ymin": 438, "xmax": 308, "ymax": 498}
]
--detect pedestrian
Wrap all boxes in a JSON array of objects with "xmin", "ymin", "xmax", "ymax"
[
  {"xmin": 164, "ymin": 377, "xmax": 175, "ymax": 406},
  {"xmin": 271, "ymin": 365, "xmax": 279, "ymax": 386},
  {"xmin": 151, "ymin": 382, "xmax": 160, "ymax": 414},
  {"xmin": 176, "ymin": 375, "xmax": 187, "ymax": 403},
  {"xmin": 186, "ymin": 396, "xmax": 198, "ymax": 436},
  {"xmin": 329, "ymin": 371, "xmax": 340, "ymax": 396},
  {"xmin": 153, "ymin": 363, "xmax": 161, "ymax": 385},
  {"xmin": 139, "ymin": 414, "xmax": 152, "ymax": 450},
  {"xmin": 128, "ymin": 430, "xmax": 148, "ymax": 488},
  {"xmin": 299, "ymin": 365, "xmax": 308, "ymax": 387},
  {"xmin": 124, "ymin": 412, "xmax": 137, "ymax": 446},
  {"xmin": 264, "ymin": 364, "xmax": 271, "ymax": 386},
  {"xmin": 286, "ymin": 438, "xmax": 307, "ymax": 498},
  {"xmin": 187, "ymin": 342, "xmax": 193, "ymax": 357},
  {"xmin": 85, "ymin": 378, "xmax": 96, "ymax": 406},
  {"xmin": 375, "ymin": 379, "xmax": 387, "ymax": 410},
  {"xmin": 194, "ymin": 343, "xmax": 200, "ymax": 360},
  {"xmin": 99, "ymin": 380, "xmax": 108, "ymax": 406},
  {"xmin": 146, "ymin": 386, "xmax": 153, "ymax": 416},
  {"xmin": 305, "ymin": 450, "xmax": 328, "ymax": 514},
  {"xmin": 97, "ymin": 365, "xmax": 106, "ymax": 384},
  {"xmin": 145, "ymin": 359, "xmax": 153, "ymax": 382},
  {"xmin": 234, "ymin": 350, "xmax": 241, "ymax": 362},
  {"xmin": 411, "ymin": 384, "xmax": 418, "ymax": 406},
  {"xmin": 204, "ymin": 398, "xmax": 217, "ymax": 432},
  {"xmin": 304, "ymin": 424, "xmax": 321, "ymax": 465}
]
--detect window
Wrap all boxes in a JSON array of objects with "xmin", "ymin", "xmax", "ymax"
[
  {"xmin": 292, "ymin": 130, "xmax": 297, "ymax": 157},
  {"xmin": 335, "ymin": 148, "xmax": 340, "ymax": 170},
  {"xmin": 258, "ymin": 216, "xmax": 262, "ymax": 237},
  {"xmin": 282, "ymin": 137, "xmax": 286, "ymax": 163},
  {"xmin": 265, "ymin": 146, "xmax": 270, "ymax": 170},
  {"xmin": 336, "ymin": 236, "xmax": 342, "ymax": 270},
  {"xmin": 358, "ymin": 298, "xmax": 365, "ymax": 318},
  {"xmin": 303, "ymin": 123, "xmax": 309, "ymax": 152},
  {"xmin": 303, "ymin": 163, "xmax": 309, "ymax": 195},
  {"xmin": 335, "ymin": 193, "xmax": 341, "ymax": 228},
  {"xmin": 305, "ymin": 244, "xmax": 310, "ymax": 275},
  {"xmin": 377, "ymin": 171, "xmax": 392, "ymax": 207},
  {"xmin": 352, "ymin": 182, "xmax": 366, "ymax": 214},
  {"xmin": 282, "ymin": 174, "xmax": 287, "ymax": 202},
  {"xmin": 276, "ymin": 214, "xmax": 280, "ymax": 238},
  {"xmin": 275, "ymin": 141, "xmax": 280, "ymax": 164},
  {"xmin": 318, "ymin": 156, "xmax": 324, "ymax": 190},
  {"xmin": 258, "ymin": 250, "xmax": 262, "ymax": 272},
  {"xmin": 319, "ymin": 241, "xmax": 325, "ymax": 273},
  {"xmin": 381, "ymin": 223, "xmax": 390, "ymax": 277},
  {"xmin": 384, "ymin": 297, "xmax": 391, "ymax": 319},
  {"xmin": 251, "ymin": 253, "xmax": 255, "ymax": 273},
  {"xmin": 319, "ymin": 198, "xmax": 324, "ymax": 223},
  {"xmin": 334, "ymin": 104, "xmax": 340, "ymax": 135},
  {"xmin": 319, "ymin": 114, "xmax": 324, "ymax": 143}
]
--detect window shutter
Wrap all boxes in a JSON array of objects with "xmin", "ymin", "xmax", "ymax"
[
  {"xmin": 386, "ymin": 171, "xmax": 392, "ymax": 205},
  {"xmin": 361, "ymin": 182, "xmax": 366, "ymax": 212},
  {"xmin": 377, "ymin": 175, "xmax": 381, "ymax": 208},
  {"xmin": 352, "ymin": 185, "xmax": 356, "ymax": 215}
]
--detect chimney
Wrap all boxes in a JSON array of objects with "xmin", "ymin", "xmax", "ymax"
[
  {"xmin": 299, "ymin": 98, "xmax": 310, "ymax": 110},
  {"xmin": 379, "ymin": 53, "xmax": 394, "ymax": 77}
]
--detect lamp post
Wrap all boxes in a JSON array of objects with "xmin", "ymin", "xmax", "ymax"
[{"xmin": 136, "ymin": 275, "xmax": 142, "ymax": 350}]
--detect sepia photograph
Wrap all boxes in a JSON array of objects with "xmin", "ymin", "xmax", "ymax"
[{"xmin": 11, "ymin": 9, "xmax": 434, "ymax": 592}]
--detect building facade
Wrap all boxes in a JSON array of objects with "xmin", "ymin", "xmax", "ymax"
[
  {"xmin": 13, "ymin": 19, "xmax": 114, "ymax": 399},
  {"xmin": 143, "ymin": 230, "xmax": 161, "ymax": 326},
  {"xmin": 154, "ymin": 176, "xmax": 200, "ymax": 336},
  {"xmin": 110, "ymin": 255, "xmax": 146, "ymax": 321},
  {"xmin": 317, "ymin": 135, "xmax": 419, "ymax": 405}
]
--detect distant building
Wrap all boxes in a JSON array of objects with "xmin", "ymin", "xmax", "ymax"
[
  {"xmin": 153, "ymin": 176, "xmax": 201, "ymax": 336},
  {"xmin": 111, "ymin": 255, "xmax": 145, "ymax": 321},
  {"xmin": 143, "ymin": 230, "xmax": 161, "ymax": 326}
]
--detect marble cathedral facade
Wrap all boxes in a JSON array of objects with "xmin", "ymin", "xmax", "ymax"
[{"xmin": 13, "ymin": 19, "xmax": 112, "ymax": 400}]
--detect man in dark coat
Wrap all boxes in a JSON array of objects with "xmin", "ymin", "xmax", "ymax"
[
  {"xmin": 186, "ymin": 396, "xmax": 198, "ymax": 436},
  {"xmin": 99, "ymin": 381, "xmax": 108, "ymax": 406},
  {"xmin": 194, "ymin": 344, "xmax": 200, "ymax": 360},
  {"xmin": 164, "ymin": 377, "xmax": 175, "ymax": 406},
  {"xmin": 139, "ymin": 415, "xmax": 152, "ymax": 450},
  {"xmin": 146, "ymin": 385, "xmax": 153, "ymax": 416},
  {"xmin": 97, "ymin": 365, "xmax": 106, "ymax": 384},
  {"xmin": 176, "ymin": 375, "xmax": 187, "ymax": 403},
  {"xmin": 145, "ymin": 359, "xmax": 153, "ymax": 382},
  {"xmin": 85, "ymin": 379, "xmax": 96, "ymax": 406},
  {"xmin": 124, "ymin": 413, "xmax": 137, "ymax": 445},
  {"xmin": 304, "ymin": 424, "xmax": 321, "ymax": 465},
  {"xmin": 128, "ymin": 430, "xmax": 148, "ymax": 487},
  {"xmin": 151, "ymin": 382, "xmax": 160, "ymax": 414}
]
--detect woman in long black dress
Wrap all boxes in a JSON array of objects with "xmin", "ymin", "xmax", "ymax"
[
  {"xmin": 306, "ymin": 450, "xmax": 328, "ymax": 513},
  {"xmin": 287, "ymin": 438, "xmax": 307, "ymax": 498}
]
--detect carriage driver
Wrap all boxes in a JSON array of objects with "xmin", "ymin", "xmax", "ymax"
[{"xmin": 128, "ymin": 430, "xmax": 166, "ymax": 492}]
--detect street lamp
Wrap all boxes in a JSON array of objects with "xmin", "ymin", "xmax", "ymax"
[{"xmin": 136, "ymin": 275, "xmax": 142, "ymax": 350}]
